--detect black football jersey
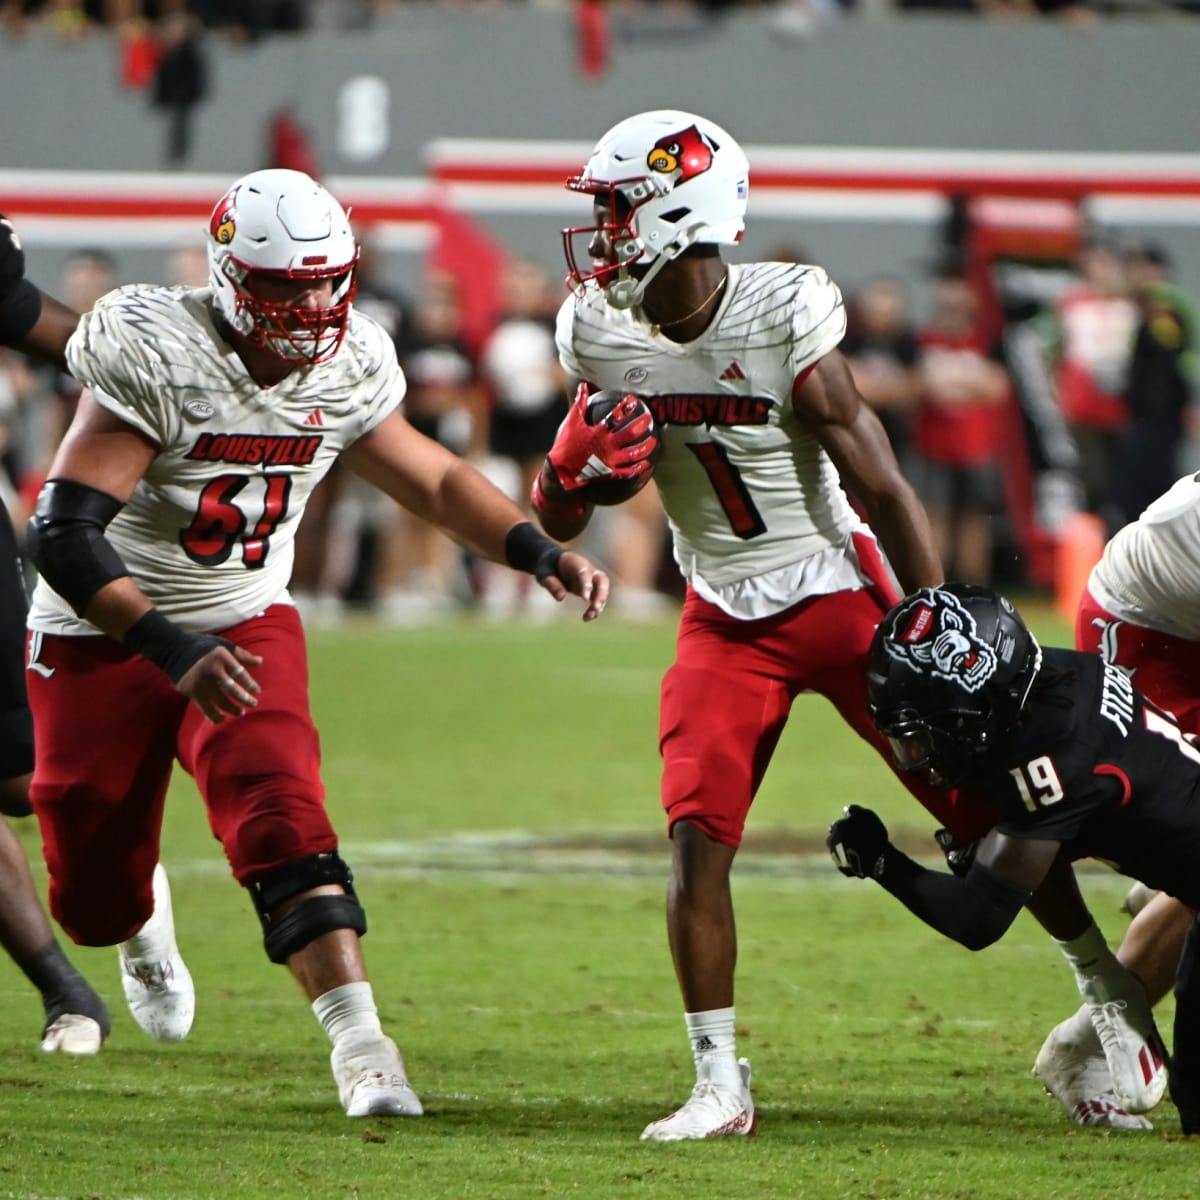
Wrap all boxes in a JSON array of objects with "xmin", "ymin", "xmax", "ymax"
[{"xmin": 973, "ymin": 647, "xmax": 1200, "ymax": 908}]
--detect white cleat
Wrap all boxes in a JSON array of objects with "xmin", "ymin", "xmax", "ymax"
[
  {"xmin": 332, "ymin": 1036, "xmax": 424, "ymax": 1118},
  {"xmin": 641, "ymin": 1058, "xmax": 756, "ymax": 1141},
  {"xmin": 41, "ymin": 1014, "xmax": 105, "ymax": 1056},
  {"xmin": 117, "ymin": 864, "xmax": 195, "ymax": 1043},
  {"xmin": 1087, "ymin": 992, "xmax": 1167, "ymax": 1114},
  {"xmin": 1033, "ymin": 1017, "xmax": 1153, "ymax": 1130}
]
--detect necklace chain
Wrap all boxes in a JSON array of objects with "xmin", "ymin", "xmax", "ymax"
[{"xmin": 648, "ymin": 275, "xmax": 728, "ymax": 336}]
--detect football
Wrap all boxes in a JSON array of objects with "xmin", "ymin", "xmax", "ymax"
[{"xmin": 581, "ymin": 390, "xmax": 662, "ymax": 506}]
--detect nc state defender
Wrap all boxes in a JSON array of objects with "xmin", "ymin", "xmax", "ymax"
[
  {"xmin": 830, "ymin": 584, "xmax": 1200, "ymax": 1132},
  {"xmin": 1030, "ymin": 473, "xmax": 1200, "ymax": 1129},
  {"xmin": 0, "ymin": 172, "xmax": 608, "ymax": 1118},
  {"xmin": 532, "ymin": 110, "xmax": 1123, "ymax": 1142}
]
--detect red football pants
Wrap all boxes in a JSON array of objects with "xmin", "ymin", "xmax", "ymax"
[
  {"xmin": 659, "ymin": 540, "xmax": 994, "ymax": 848},
  {"xmin": 1077, "ymin": 587, "xmax": 1200, "ymax": 737},
  {"xmin": 26, "ymin": 605, "xmax": 335, "ymax": 946}
]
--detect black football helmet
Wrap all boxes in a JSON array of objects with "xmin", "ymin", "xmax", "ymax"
[{"xmin": 866, "ymin": 584, "xmax": 1042, "ymax": 787}]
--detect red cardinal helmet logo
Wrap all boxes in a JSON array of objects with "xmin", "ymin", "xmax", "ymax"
[
  {"xmin": 209, "ymin": 188, "xmax": 238, "ymax": 245},
  {"xmin": 646, "ymin": 125, "xmax": 714, "ymax": 185}
]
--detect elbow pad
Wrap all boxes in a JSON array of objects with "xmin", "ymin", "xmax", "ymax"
[{"xmin": 27, "ymin": 479, "xmax": 130, "ymax": 616}]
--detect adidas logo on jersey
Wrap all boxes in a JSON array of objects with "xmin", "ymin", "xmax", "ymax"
[
  {"xmin": 719, "ymin": 362, "xmax": 746, "ymax": 382},
  {"xmin": 303, "ymin": 408, "xmax": 325, "ymax": 427}
]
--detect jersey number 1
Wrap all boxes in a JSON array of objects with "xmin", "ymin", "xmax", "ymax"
[{"xmin": 686, "ymin": 442, "xmax": 767, "ymax": 539}]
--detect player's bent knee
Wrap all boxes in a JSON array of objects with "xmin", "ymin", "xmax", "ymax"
[
  {"xmin": 247, "ymin": 851, "xmax": 367, "ymax": 965},
  {"xmin": 54, "ymin": 889, "xmax": 149, "ymax": 948}
]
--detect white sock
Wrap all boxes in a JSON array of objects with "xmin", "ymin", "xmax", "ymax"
[
  {"xmin": 312, "ymin": 981, "xmax": 384, "ymax": 1051},
  {"xmin": 685, "ymin": 1007, "xmax": 742, "ymax": 1092},
  {"xmin": 1054, "ymin": 921, "xmax": 1131, "ymax": 1005},
  {"xmin": 1061, "ymin": 1003, "xmax": 1101, "ymax": 1048},
  {"xmin": 119, "ymin": 865, "xmax": 176, "ymax": 962}
]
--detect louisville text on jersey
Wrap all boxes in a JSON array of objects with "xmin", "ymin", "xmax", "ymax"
[
  {"xmin": 644, "ymin": 394, "xmax": 772, "ymax": 428},
  {"xmin": 185, "ymin": 432, "xmax": 324, "ymax": 467}
]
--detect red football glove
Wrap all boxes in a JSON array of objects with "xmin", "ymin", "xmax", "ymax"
[{"xmin": 546, "ymin": 383, "xmax": 656, "ymax": 493}]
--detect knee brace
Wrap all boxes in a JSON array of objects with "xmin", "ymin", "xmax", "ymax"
[{"xmin": 248, "ymin": 851, "xmax": 367, "ymax": 965}]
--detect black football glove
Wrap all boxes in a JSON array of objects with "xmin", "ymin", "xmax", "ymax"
[
  {"xmin": 827, "ymin": 804, "xmax": 892, "ymax": 880},
  {"xmin": 0, "ymin": 214, "xmax": 42, "ymax": 344},
  {"xmin": 934, "ymin": 828, "xmax": 978, "ymax": 879}
]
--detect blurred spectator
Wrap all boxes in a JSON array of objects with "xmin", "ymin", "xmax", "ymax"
[
  {"xmin": 1040, "ymin": 236, "xmax": 1138, "ymax": 534},
  {"xmin": 291, "ymin": 239, "xmax": 420, "ymax": 621},
  {"xmin": 152, "ymin": 11, "xmax": 208, "ymax": 164},
  {"xmin": 476, "ymin": 258, "xmax": 569, "ymax": 616},
  {"xmin": 374, "ymin": 270, "xmax": 485, "ymax": 622},
  {"xmin": 20, "ymin": 250, "xmax": 118, "ymax": 509},
  {"xmin": 266, "ymin": 106, "xmax": 320, "ymax": 178},
  {"xmin": 1112, "ymin": 241, "xmax": 1199, "ymax": 527},
  {"xmin": 0, "ymin": 249, "xmax": 119, "ymax": 540},
  {"xmin": 190, "ymin": 0, "xmax": 310, "ymax": 40},
  {"xmin": 909, "ymin": 262, "xmax": 1013, "ymax": 584},
  {"xmin": 841, "ymin": 275, "xmax": 920, "ymax": 464},
  {"xmin": 480, "ymin": 258, "xmax": 568, "ymax": 515},
  {"xmin": 0, "ymin": 1, "xmax": 311, "ymax": 38},
  {"xmin": 165, "ymin": 243, "xmax": 208, "ymax": 287}
]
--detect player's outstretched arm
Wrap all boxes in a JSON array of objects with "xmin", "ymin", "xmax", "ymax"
[
  {"xmin": 0, "ymin": 214, "xmax": 78, "ymax": 371},
  {"xmin": 343, "ymin": 410, "xmax": 609, "ymax": 620},
  {"xmin": 827, "ymin": 805, "xmax": 1048, "ymax": 950}
]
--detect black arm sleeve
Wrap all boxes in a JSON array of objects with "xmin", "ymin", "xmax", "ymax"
[
  {"xmin": 26, "ymin": 478, "xmax": 130, "ymax": 616},
  {"xmin": 875, "ymin": 850, "xmax": 1033, "ymax": 951},
  {"xmin": 0, "ymin": 278, "xmax": 42, "ymax": 344}
]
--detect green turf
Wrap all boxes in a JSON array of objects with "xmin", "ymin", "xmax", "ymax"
[{"xmin": 1, "ymin": 599, "xmax": 1191, "ymax": 1200}]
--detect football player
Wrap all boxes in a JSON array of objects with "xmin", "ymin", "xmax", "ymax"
[
  {"xmin": 0, "ymin": 174, "xmax": 609, "ymax": 1117},
  {"xmin": 829, "ymin": 583, "xmax": 1200, "ymax": 1133},
  {"xmin": 530, "ymin": 109, "xmax": 1148, "ymax": 1140},
  {"xmin": 1030, "ymin": 473, "xmax": 1200, "ymax": 1129},
  {"xmin": 0, "ymin": 484, "xmax": 109, "ymax": 1054}
]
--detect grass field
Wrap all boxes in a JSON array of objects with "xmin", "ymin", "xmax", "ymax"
[{"xmin": 0, "ymin": 599, "xmax": 1193, "ymax": 1200}]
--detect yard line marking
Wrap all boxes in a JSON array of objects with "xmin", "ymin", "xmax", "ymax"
[{"xmin": 155, "ymin": 830, "xmax": 1141, "ymax": 888}]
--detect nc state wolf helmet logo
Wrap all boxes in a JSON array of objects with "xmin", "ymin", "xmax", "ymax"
[
  {"xmin": 646, "ymin": 125, "xmax": 714, "ymax": 185},
  {"xmin": 886, "ymin": 588, "xmax": 998, "ymax": 693}
]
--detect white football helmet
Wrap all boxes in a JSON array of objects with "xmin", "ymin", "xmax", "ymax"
[
  {"xmin": 562, "ymin": 110, "xmax": 749, "ymax": 309},
  {"xmin": 207, "ymin": 168, "xmax": 359, "ymax": 364}
]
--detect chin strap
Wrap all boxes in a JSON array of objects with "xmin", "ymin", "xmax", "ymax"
[{"xmin": 606, "ymin": 224, "xmax": 706, "ymax": 310}]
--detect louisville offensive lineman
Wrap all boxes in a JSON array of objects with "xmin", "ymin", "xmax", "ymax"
[
  {"xmin": 532, "ymin": 109, "xmax": 1163, "ymax": 1141},
  {"xmin": 0, "ymin": 172, "xmax": 608, "ymax": 1117},
  {"xmin": 828, "ymin": 584, "xmax": 1200, "ymax": 1134}
]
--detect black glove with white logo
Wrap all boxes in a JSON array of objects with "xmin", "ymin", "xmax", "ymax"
[{"xmin": 827, "ymin": 805, "xmax": 893, "ymax": 880}]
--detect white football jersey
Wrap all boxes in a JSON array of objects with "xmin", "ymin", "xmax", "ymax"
[
  {"xmin": 1090, "ymin": 472, "xmax": 1200, "ymax": 640},
  {"xmin": 30, "ymin": 284, "xmax": 405, "ymax": 635},
  {"xmin": 557, "ymin": 262, "xmax": 858, "ymax": 597}
]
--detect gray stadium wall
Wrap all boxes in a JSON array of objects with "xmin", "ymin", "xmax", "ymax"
[{"xmin": 4, "ymin": 9, "xmax": 1200, "ymax": 309}]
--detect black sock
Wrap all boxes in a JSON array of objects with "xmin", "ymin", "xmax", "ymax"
[{"xmin": 20, "ymin": 940, "xmax": 111, "ymax": 1037}]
